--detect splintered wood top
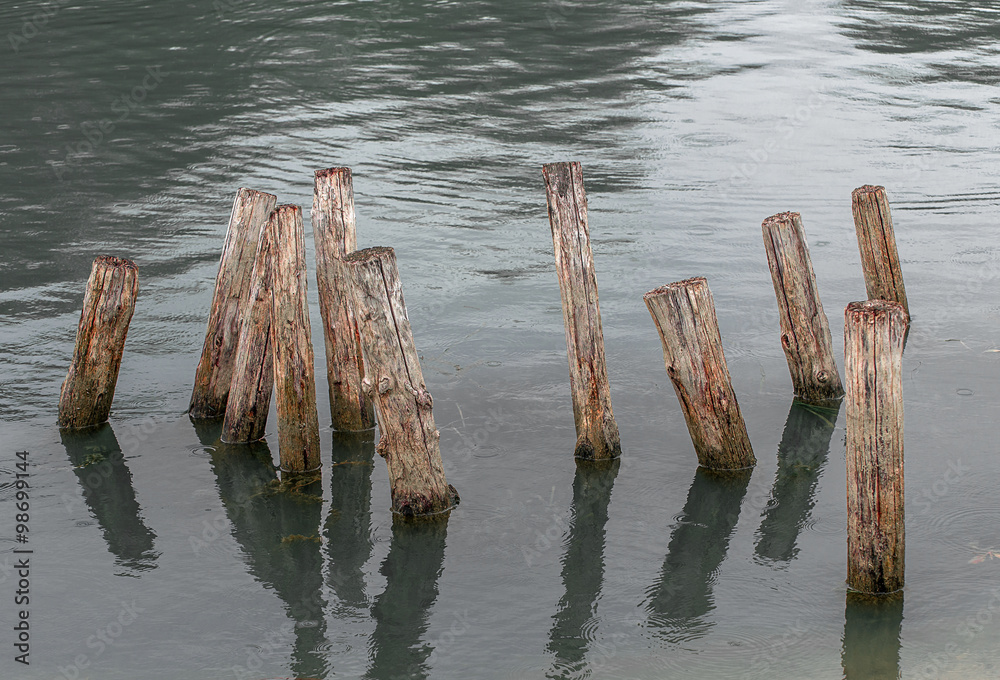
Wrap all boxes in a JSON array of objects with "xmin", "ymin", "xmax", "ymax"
[
  {"xmin": 643, "ymin": 276, "xmax": 707, "ymax": 299},
  {"xmin": 343, "ymin": 245, "xmax": 395, "ymax": 263}
]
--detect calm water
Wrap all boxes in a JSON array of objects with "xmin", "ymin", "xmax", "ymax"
[{"xmin": 2, "ymin": 1, "xmax": 1000, "ymax": 678}]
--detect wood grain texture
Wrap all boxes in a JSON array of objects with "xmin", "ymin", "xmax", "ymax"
[
  {"xmin": 851, "ymin": 185, "xmax": 909, "ymax": 316},
  {"xmin": 58, "ymin": 256, "xmax": 139, "ymax": 429},
  {"xmin": 269, "ymin": 205, "xmax": 322, "ymax": 473},
  {"xmin": 644, "ymin": 277, "xmax": 755, "ymax": 470},
  {"xmin": 190, "ymin": 188, "xmax": 277, "ymax": 418},
  {"xmin": 845, "ymin": 299, "xmax": 907, "ymax": 594},
  {"xmin": 762, "ymin": 211, "xmax": 844, "ymax": 402},
  {"xmin": 541, "ymin": 161, "xmax": 621, "ymax": 460},
  {"xmin": 312, "ymin": 167, "xmax": 375, "ymax": 431},
  {"xmin": 222, "ymin": 221, "xmax": 275, "ymax": 443},
  {"xmin": 343, "ymin": 246, "xmax": 457, "ymax": 517}
]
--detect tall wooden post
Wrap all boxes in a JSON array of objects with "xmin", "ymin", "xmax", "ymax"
[
  {"xmin": 343, "ymin": 246, "xmax": 457, "ymax": 517},
  {"xmin": 270, "ymin": 205, "xmax": 322, "ymax": 474},
  {"xmin": 762, "ymin": 211, "xmax": 844, "ymax": 402},
  {"xmin": 58, "ymin": 256, "xmax": 139, "ymax": 429},
  {"xmin": 644, "ymin": 277, "xmax": 755, "ymax": 470},
  {"xmin": 190, "ymin": 188, "xmax": 277, "ymax": 418},
  {"xmin": 851, "ymin": 186, "xmax": 909, "ymax": 317},
  {"xmin": 845, "ymin": 299, "xmax": 907, "ymax": 594},
  {"xmin": 541, "ymin": 161, "xmax": 621, "ymax": 460},
  {"xmin": 312, "ymin": 167, "xmax": 375, "ymax": 431},
  {"xmin": 222, "ymin": 221, "xmax": 275, "ymax": 444}
]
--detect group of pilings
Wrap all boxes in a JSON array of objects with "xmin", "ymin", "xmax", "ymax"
[{"xmin": 543, "ymin": 163, "xmax": 907, "ymax": 595}]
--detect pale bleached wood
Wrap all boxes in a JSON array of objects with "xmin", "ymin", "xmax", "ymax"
[
  {"xmin": 845, "ymin": 299, "xmax": 907, "ymax": 594},
  {"xmin": 644, "ymin": 277, "xmax": 755, "ymax": 470},
  {"xmin": 762, "ymin": 211, "xmax": 844, "ymax": 402},
  {"xmin": 541, "ymin": 161, "xmax": 621, "ymax": 460},
  {"xmin": 222, "ymin": 221, "xmax": 275, "ymax": 444},
  {"xmin": 190, "ymin": 188, "xmax": 277, "ymax": 418},
  {"xmin": 343, "ymin": 246, "xmax": 457, "ymax": 517},
  {"xmin": 851, "ymin": 185, "xmax": 909, "ymax": 316},
  {"xmin": 58, "ymin": 256, "xmax": 139, "ymax": 429},
  {"xmin": 312, "ymin": 167, "xmax": 375, "ymax": 431},
  {"xmin": 270, "ymin": 205, "xmax": 322, "ymax": 473}
]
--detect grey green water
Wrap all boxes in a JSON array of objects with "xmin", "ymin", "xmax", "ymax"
[{"xmin": 2, "ymin": 1, "xmax": 999, "ymax": 678}]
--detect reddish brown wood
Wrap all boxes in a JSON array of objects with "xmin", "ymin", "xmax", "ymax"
[
  {"xmin": 58, "ymin": 256, "xmax": 139, "ymax": 429},
  {"xmin": 852, "ymin": 186, "xmax": 909, "ymax": 316}
]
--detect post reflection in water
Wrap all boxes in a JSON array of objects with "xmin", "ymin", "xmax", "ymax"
[
  {"xmin": 325, "ymin": 429, "xmax": 377, "ymax": 611},
  {"xmin": 755, "ymin": 400, "xmax": 840, "ymax": 563},
  {"xmin": 60, "ymin": 423, "xmax": 158, "ymax": 571},
  {"xmin": 546, "ymin": 458, "xmax": 620, "ymax": 679},
  {"xmin": 842, "ymin": 592, "xmax": 904, "ymax": 680},
  {"xmin": 645, "ymin": 467, "xmax": 751, "ymax": 641},
  {"xmin": 203, "ymin": 418, "xmax": 328, "ymax": 680},
  {"xmin": 366, "ymin": 516, "xmax": 449, "ymax": 680}
]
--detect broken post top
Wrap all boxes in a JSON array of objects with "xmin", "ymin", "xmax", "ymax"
[
  {"xmin": 845, "ymin": 299, "xmax": 908, "ymax": 317},
  {"xmin": 94, "ymin": 255, "xmax": 138, "ymax": 272},
  {"xmin": 315, "ymin": 167, "xmax": 351, "ymax": 181},
  {"xmin": 644, "ymin": 276, "xmax": 707, "ymax": 300},
  {"xmin": 344, "ymin": 245, "xmax": 395, "ymax": 263},
  {"xmin": 852, "ymin": 185, "xmax": 885, "ymax": 199},
  {"xmin": 541, "ymin": 161, "xmax": 583, "ymax": 192},
  {"xmin": 762, "ymin": 211, "xmax": 800, "ymax": 227},
  {"xmin": 273, "ymin": 203, "xmax": 301, "ymax": 217}
]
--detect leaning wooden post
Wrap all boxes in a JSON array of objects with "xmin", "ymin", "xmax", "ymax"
[
  {"xmin": 189, "ymin": 188, "xmax": 277, "ymax": 418},
  {"xmin": 845, "ymin": 299, "xmax": 907, "ymax": 594},
  {"xmin": 222, "ymin": 221, "xmax": 275, "ymax": 444},
  {"xmin": 343, "ymin": 246, "xmax": 458, "ymax": 517},
  {"xmin": 762, "ymin": 211, "xmax": 844, "ymax": 402},
  {"xmin": 312, "ymin": 167, "xmax": 375, "ymax": 431},
  {"xmin": 851, "ymin": 186, "xmax": 909, "ymax": 317},
  {"xmin": 541, "ymin": 161, "xmax": 621, "ymax": 460},
  {"xmin": 58, "ymin": 256, "xmax": 139, "ymax": 429},
  {"xmin": 270, "ymin": 205, "xmax": 322, "ymax": 473},
  {"xmin": 644, "ymin": 277, "xmax": 755, "ymax": 470}
]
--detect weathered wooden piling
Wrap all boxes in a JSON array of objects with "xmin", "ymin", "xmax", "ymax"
[
  {"xmin": 851, "ymin": 186, "xmax": 909, "ymax": 317},
  {"xmin": 644, "ymin": 277, "xmax": 755, "ymax": 470},
  {"xmin": 541, "ymin": 161, "xmax": 621, "ymax": 460},
  {"xmin": 58, "ymin": 256, "xmax": 139, "ymax": 429},
  {"xmin": 312, "ymin": 167, "xmax": 375, "ymax": 431},
  {"xmin": 221, "ymin": 220, "xmax": 275, "ymax": 444},
  {"xmin": 845, "ymin": 299, "xmax": 907, "ymax": 594},
  {"xmin": 343, "ymin": 246, "xmax": 457, "ymax": 517},
  {"xmin": 189, "ymin": 188, "xmax": 277, "ymax": 418},
  {"xmin": 269, "ymin": 205, "xmax": 322, "ymax": 473},
  {"xmin": 762, "ymin": 211, "xmax": 844, "ymax": 402}
]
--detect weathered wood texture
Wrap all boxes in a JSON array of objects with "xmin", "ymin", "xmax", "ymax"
[
  {"xmin": 58, "ymin": 256, "xmax": 139, "ymax": 429},
  {"xmin": 221, "ymin": 221, "xmax": 275, "ymax": 443},
  {"xmin": 343, "ymin": 246, "xmax": 457, "ymax": 517},
  {"xmin": 851, "ymin": 185, "xmax": 909, "ymax": 316},
  {"xmin": 845, "ymin": 299, "xmax": 907, "ymax": 594},
  {"xmin": 644, "ymin": 277, "xmax": 755, "ymax": 470},
  {"xmin": 541, "ymin": 161, "xmax": 621, "ymax": 460},
  {"xmin": 312, "ymin": 167, "xmax": 375, "ymax": 431},
  {"xmin": 762, "ymin": 211, "xmax": 844, "ymax": 402},
  {"xmin": 189, "ymin": 188, "xmax": 277, "ymax": 418},
  {"xmin": 270, "ymin": 205, "xmax": 322, "ymax": 473}
]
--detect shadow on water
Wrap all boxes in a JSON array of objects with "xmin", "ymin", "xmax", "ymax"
[
  {"xmin": 366, "ymin": 516, "xmax": 450, "ymax": 680},
  {"xmin": 546, "ymin": 458, "xmax": 621, "ymax": 679},
  {"xmin": 842, "ymin": 592, "xmax": 904, "ymax": 680},
  {"xmin": 645, "ymin": 467, "xmax": 751, "ymax": 641},
  {"xmin": 325, "ymin": 429, "xmax": 377, "ymax": 611},
  {"xmin": 196, "ymin": 419, "xmax": 328, "ymax": 680},
  {"xmin": 60, "ymin": 423, "xmax": 158, "ymax": 572},
  {"xmin": 755, "ymin": 399, "xmax": 840, "ymax": 564}
]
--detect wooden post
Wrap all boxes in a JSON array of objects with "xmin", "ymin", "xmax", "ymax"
[
  {"xmin": 312, "ymin": 167, "xmax": 375, "ymax": 431},
  {"xmin": 541, "ymin": 161, "xmax": 621, "ymax": 460},
  {"xmin": 851, "ymin": 186, "xmax": 909, "ymax": 316},
  {"xmin": 270, "ymin": 205, "xmax": 322, "ymax": 473},
  {"xmin": 221, "ymin": 220, "xmax": 275, "ymax": 444},
  {"xmin": 845, "ymin": 299, "xmax": 907, "ymax": 594},
  {"xmin": 644, "ymin": 277, "xmax": 755, "ymax": 470},
  {"xmin": 343, "ymin": 246, "xmax": 458, "ymax": 517},
  {"xmin": 189, "ymin": 188, "xmax": 277, "ymax": 418},
  {"xmin": 58, "ymin": 256, "xmax": 139, "ymax": 429},
  {"xmin": 762, "ymin": 211, "xmax": 844, "ymax": 402}
]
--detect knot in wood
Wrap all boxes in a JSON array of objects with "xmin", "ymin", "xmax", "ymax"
[
  {"xmin": 416, "ymin": 388, "xmax": 433, "ymax": 409},
  {"xmin": 376, "ymin": 435, "xmax": 389, "ymax": 458},
  {"xmin": 781, "ymin": 333, "xmax": 792, "ymax": 350},
  {"xmin": 361, "ymin": 378, "xmax": 373, "ymax": 396},
  {"xmin": 816, "ymin": 370, "xmax": 829, "ymax": 384},
  {"xmin": 378, "ymin": 376, "xmax": 392, "ymax": 395}
]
